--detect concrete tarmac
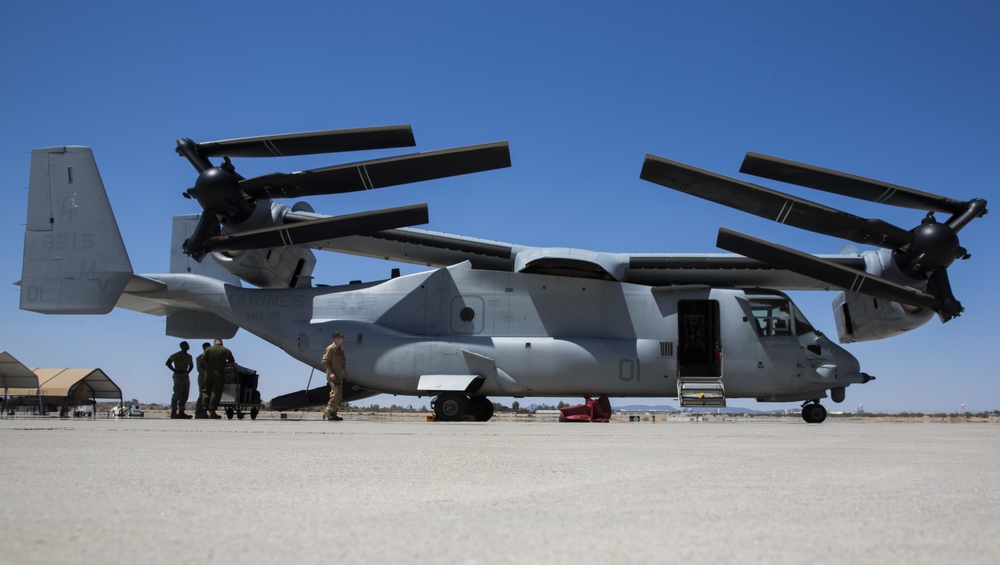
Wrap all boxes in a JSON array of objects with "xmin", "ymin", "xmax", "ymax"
[{"xmin": 2, "ymin": 417, "xmax": 998, "ymax": 564}]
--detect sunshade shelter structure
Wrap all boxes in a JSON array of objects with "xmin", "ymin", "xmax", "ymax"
[
  {"xmin": 1, "ymin": 351, "xmax": 40, "ymax": 415},
  {"xmin": 2, "ymin": 353, "xmax": 122, "ymax": 416}
]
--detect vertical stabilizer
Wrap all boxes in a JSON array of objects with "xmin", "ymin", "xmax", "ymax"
[
  {"xmin": 166, "ymin": 215, "xmax": 240, "ymax": 338},
  {"xmin": 170, "ymin": 214, "xmax": 242, "ymax": 284},
  {"xmin": 20, "ymin": 146, "xmax": 133, "ymax": 314}
]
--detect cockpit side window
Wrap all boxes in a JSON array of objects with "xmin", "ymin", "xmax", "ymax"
[
  {"xmin": 748, "ymin": 297, "xmax": 793, "ymax": 337},
  {"xmin": 742, "ymin": 293, "xmax": 820, "ymax": 340}
]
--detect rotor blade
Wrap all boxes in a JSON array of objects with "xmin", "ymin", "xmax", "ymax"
[
  {"xmin": 641, "ymin": 154, "xmax": 913, "ymax": 249},
  {"xmin": 925, "ymin": 268, "xmax": 963, "ymax": 321},
  {"xmin": 202, "ymin": 204, "xmax": 430, "ymax": 252},
  {"xmin": 716, "ymin": 227, "xmax": 939, "ymax": 312},
  {"xmin": 195, "ymin": 125, "xmax": 417, "ymax": 158},
  {"xmin": 239, "ymin": 142, "xmax": 511, "ymax": 199},
  {"xmin": 182, "ymin": 210, "xmax": 222, "ymax": 261},
  {"xmin": 740, "ymin": 152, "xmax": 970, "ymax": 215}
]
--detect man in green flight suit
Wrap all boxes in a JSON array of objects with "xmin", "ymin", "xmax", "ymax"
[
  {"xmin": 200, "ymin": 338, "xmax": 234, "ymax": 419},
  {"xmin": 193, "ymin": 342, "xmax": 211, "ymax": 419}
]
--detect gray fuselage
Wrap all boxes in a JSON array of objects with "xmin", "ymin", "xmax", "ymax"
[{"xmin": 217, "ymin": 262, "xmax": 863, "ymax": 403}]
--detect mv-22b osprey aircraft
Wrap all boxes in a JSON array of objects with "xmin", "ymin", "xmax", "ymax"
[{"xmin": 19, "ymin": 126, "xmax": 987, "ymax": 423}]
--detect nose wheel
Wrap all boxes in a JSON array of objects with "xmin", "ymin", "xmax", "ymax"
[{"xmin": 801, "ymin": 401, "xmax": 827, "ymax": 424}]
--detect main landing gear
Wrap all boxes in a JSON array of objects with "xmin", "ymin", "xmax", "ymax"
[
  {"xmin": 432, "ymin": 393, "xmax": 494, "ymax": 422},
  {"xmin": 801, "ymin": 400, "xmax": 827, "ymax": 424}
]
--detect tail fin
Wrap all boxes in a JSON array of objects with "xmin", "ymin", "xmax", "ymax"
[
  {"xmin": 169, "ymin": 214, "xmax": 242, "ymax": 284},
  {"xmin": 20, "ymin": 146, "xmax": 132, "ymax": 314},
  {"xmin": 165, "ymin": 214, "xmax": 240, "ymax": 339}
]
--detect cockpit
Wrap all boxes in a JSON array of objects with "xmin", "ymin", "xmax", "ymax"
[{"xmin": 746, "ymin": 293, "xmax": 816, "ymax": 338}]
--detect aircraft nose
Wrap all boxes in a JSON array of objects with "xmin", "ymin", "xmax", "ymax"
[
  {"xmin": 809, "ymin": 338, "xmax": 870, "ymax": 385},
  {"xmin": 839, "ymin": 351, "xmax": 861, "ymax": 375},
  {"xmin": 829, "ymin": 345, "xmax": 874, "ymax": 384},
  {"xmin": 821, "ymin": 336, "xmax": 860, "ymax": 371}
]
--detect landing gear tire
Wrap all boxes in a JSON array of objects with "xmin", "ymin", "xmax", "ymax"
[
  {"xmin": 801, "ymin": 402, "xmax": 827, "ymax": 424},
  {"xmin": 225, "ymin": 407, "xmax": 234, "ymax": 420},
  {"xmin": 469, "ymin": 396, "xmax": 494, "ymax": 422},
  {"xmin": 434, "ymin": 392, "xmax": 469, "ymax": 422}
]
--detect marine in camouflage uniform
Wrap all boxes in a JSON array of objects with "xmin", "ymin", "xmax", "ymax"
[
  {"xmin": 194, "ymin": 342, "xmax": 211, "ymax": 418},
  {"xmin": 165, "ymin": 342, "xmax": 194, "ymax": 419},
  {"xmin": 201, "ymin": 338, "xmax": 234, "ymax": 419}
]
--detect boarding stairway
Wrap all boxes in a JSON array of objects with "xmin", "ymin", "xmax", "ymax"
[{"xmin": 676, "ymin": 376, "xmax": 726, "ymax": 408}]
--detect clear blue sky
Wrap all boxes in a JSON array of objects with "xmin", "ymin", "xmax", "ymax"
[{"xmin": 2, "ymin": 1, "xmax": 997, "ymax": 413}]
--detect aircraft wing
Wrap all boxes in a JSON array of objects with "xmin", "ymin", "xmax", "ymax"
[
  {"xmin": 287, "ymin": 209, "xmax": 519, "ymax": 270},
  {"xmin": 620, "ymin": 253, "xmax": 866, "ymax": 289},
  {"xmin": 307, "ymin": 225, "xmax": 518, "ymax": 272},
  {"xmin": 294, "ymin": 211, "xmax": 868, "ymax": 290}
]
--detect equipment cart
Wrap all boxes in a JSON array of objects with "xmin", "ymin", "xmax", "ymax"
[{"xmin": 219, "ymin": 363, "xmax": 263, "ymax": 420}]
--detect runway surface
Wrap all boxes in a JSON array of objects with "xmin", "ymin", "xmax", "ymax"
[{"xmin": 2, "ymin": 417, "xmax": 998, "ymax": 564}]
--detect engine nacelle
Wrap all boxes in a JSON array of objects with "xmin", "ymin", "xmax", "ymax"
[
  {"xmin": 210, "ymin": 246, "xmax": 316, "ymax": 289},
  {"xmin": 831, "ymin": 248, "xmax": 936, "ymax": 343},
  {"xmin": 832, "ymin": 290, "xmax": 935, "ymax": 343},
  {"xmin": 207, "ymin": 199, "xmax": 316, "ymax": 288}
]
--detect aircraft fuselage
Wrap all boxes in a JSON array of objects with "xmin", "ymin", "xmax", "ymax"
[{"xmin": 171, "ymin": 262, "xmax": 866, "ymax": 404}]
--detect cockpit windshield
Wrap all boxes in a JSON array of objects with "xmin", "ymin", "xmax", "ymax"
[{"xmin": 747, "ymin": 295, "xmax": 816, "ymax": 337}]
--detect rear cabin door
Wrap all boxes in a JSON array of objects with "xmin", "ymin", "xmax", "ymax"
[{"xmin": 678, "ymin": 300, "xmax": 721, "ymax": 377}]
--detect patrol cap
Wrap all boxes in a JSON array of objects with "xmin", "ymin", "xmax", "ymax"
[{"xmin": 332, "ymin": 331, "xmax": 344, "ymax": 339}]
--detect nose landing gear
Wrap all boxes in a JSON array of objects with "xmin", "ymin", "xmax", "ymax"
[{"xmin": 801, "ymin": 401, "xmax": 827, "ymax": 424}]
